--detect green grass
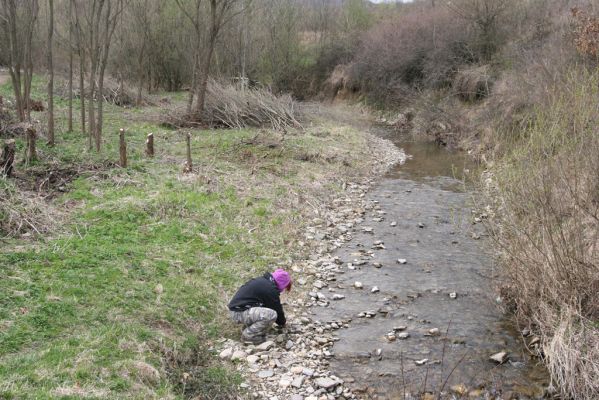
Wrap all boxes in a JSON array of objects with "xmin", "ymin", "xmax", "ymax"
[{"xmin": 0, "ymin": 76, "xmax": 376, "ymax": 398}]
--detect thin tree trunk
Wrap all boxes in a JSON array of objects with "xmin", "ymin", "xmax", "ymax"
[
  {"xmin": 67, "ymin": 0, "xmax": 73, "ymax": 132},
  {"xmin": 79, "ymin": 54, "xmax": 86, "ymax": 136},
  {"xmin": 47, "ymin": 0, "xmax": 55, "ymax": 146},
  {"xmin": 194, "ymin": 42, "xmax": 216, "ymax": 117},
  {"xmin": 88, "ymin": 63, "xmax": 96, "ymax": 151},
  {"xmin": 95, "ymin": 0, "xmax": 122, "ymax": 152},
  {"xmin": 187, "ymin": 48, "xmax": 199, "ymax": 114},
  {"xmin": 136, "ymin": 40, "xmax": 146, "ymax": 106},
  {"xmin": 23, "ymin": 3, "xmax": 38, "ymax": 122}
]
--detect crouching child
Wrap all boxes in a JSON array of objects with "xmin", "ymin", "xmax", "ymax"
[{"xmin": 228, "ymin": 269, "xmax": 292, "ymax": 345}]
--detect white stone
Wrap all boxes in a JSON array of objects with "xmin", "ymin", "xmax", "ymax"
[
  {"xmin": 219, "ymin": 348, "xmax": 233, "ymax": 360},
  {"xmin": 354, "ymin": 281, "xmax": 363, "ymax": 289},
  {"xmin": 257, "ymin": 369, "xmax": 274, "ymax": 378},
  {"xmin": 231, "ymin": 350, "xmax": 247, "ymax": 361},
  {"xmin": 279, "ymin": 378, "xmax": 291, "ymax": 388},
  {"xmin": 490, "ymin": 351, "xmax": 508, "ymax": 364},
  {"xmin": 397, "ymin": 259, "xmax": 407, "ymax": 264},
  {"xmin": 371, "ymin": 286, "xmax": 380, "ymax": 293},
  {"xmin": 291, "ymin": 375, "xmax": 305, "ymax": 388},
  {"xmin": 315, "ymin": 377, "xmax": 339, "ymax": 389},
  {"xmin": 256, "ymin": 341, "xmax": 275, "ymax": 351}
]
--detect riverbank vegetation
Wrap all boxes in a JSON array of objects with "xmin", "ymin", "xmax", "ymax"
[{"xmin": 1, "ymin": 0, "xmax": 598, "ymax": 398}]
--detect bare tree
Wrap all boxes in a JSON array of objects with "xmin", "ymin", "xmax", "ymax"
[
  {"xmin": 175, "ymin": 0, "xmax": 244, "ymax": 118},
  {"xmin": 0, "ymin": 0, "xmax": 39, "ymax": 122},
  {"xmin": 74, "ymin": 0, "xmax": 123, "ymax": 152},
  {"xmin": 447, "ymin": 0, "xmax": 510, "ymax": 60},
  {"xmin": 47, "ymin": 0, "xmax": 55, "ymax": 146}
]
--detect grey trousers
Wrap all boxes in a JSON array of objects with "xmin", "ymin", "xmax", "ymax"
[{"xmin": 230, "ymin": 307, "xmax": 277, "ymax": 340}]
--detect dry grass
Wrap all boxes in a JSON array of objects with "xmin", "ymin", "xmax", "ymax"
[
  {"xmin": 486, "ymin": 70, "xmax": 599, "ymax": 399},
  {"xmin": 54, "ymin": 77, "xmax": 151, "ymax": 107},
  {"xmin": 0, "ymin": 179, "xmax": 60, "ymax": 238},
  {"xmin": 452, "ymin": 65, "xmax": 492, "ymax": 102},
  {"xmin": 163, "ymin": 80, "xmax": 301, "ymax": 131}
]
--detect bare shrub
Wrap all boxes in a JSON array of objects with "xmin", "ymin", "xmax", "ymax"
[
  {"xmin": 163, "ymin": 80, "xmax": 301, "ymax": 130},
  {"xmin": 571, "ymin": 7, "xmax": 599, "ymax": 60},
  {"xmin": 55, "ymin": 77, "xmax": 152, "ymax": 107},
  {"xmin": 0, "ymin": 105, "xmax": 17, "ymax": 137},
  {"xmin": 486, "ymin": 70, "xmax": 599, "ymax": 399},
  {"xmin": 453, "ymin": 65, "xmax": 492, "ymax": 102},
  {"xmin": 350, "ymin": 5, "xmax": 474, "ymax": 106},
  {"xmin": 0, "ymin": 179, "xmax": 58, "ymax": 237}
]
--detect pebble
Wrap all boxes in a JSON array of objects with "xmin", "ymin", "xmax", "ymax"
[
  {"xmin": 449, "ymin": 292, "xmax": 458, "ymax": 299},
  {"xmin": 373, "ymin": 262, "xmax": 383, "ymax": 268},
  {"xmin": 490, "ymin": 351, "xmax": 508, "ymax": 364},
  {"xmin": 397, "ymin": 258, "xmax": 407, "ymax": 264},
  {"xmin": 451, "ymin": 384, "xmax": 468, "ymax": 395},
  {"xmin": 315, "ymin": 377, "xmax": 339, "ymax": 389},
  {"xmin": 219, "ymin": 347, "xmax": 233, "ymax": 360},
  {"xmin": 231, "ymin": 350, "xmax": 247, "ymax": 361},
  {"xmin": 354, "ymin": 281, "xmax": 363, "ymax": 289},
  {"xmin": 278, "ymin": 378, "xmax": 291, "ymax": 388},
  {"xmin": 332, "ymin": 294, "xmax": 345, "ymax": 300},
  {"xmin": 256, "ymin": 341, "xmax": 275, "ymax": 351},
  {"xmin": 397, "ymin": 332, "xmax": 410, "ymax": 339},
  {"xmin": 246, "ymin": 355, "xmax": 259, "ymax": 364},
  {"xmin": 390, "ymin": 221, "xmax": 397, "ymax": 226},
  {"xmin": 427, "ymin": 328, "xmax": 440, "ymax": 336},
  {"xmin": 291, "ymin": 375, "xmax": 305, "ymax": 388},
  {"xmin": 258, "ymin": 369, "xmax": 275, "ymax": 378},
  {"xmin": 415, "ymin": 359, "xmax": 429, "ymax": 366},
  {"xmin": 371, "ymin": 286, "xmax": 380, "ymax": 293}
]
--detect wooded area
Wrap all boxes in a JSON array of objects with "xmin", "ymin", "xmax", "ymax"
[{"xmin": 0, "ymin": 0, "xmax": 597, "ymax": 399}]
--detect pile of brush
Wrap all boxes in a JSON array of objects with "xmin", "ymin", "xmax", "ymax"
[{"xmin": 163, "ymin": 80, "xmax": 301, "ymax": 131}]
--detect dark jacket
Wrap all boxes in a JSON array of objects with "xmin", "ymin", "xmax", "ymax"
[{"xmin": 228, "ymin": 272, "xmax": 286, "ymax": 326}]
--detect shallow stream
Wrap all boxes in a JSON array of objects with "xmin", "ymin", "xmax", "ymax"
[{"xmin": 313, "ymin": 135, "xmax": 550, "ymax": 399}]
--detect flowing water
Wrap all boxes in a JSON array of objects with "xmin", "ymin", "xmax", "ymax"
[{"xmin": 312, "ymin": 135, "xmax": 550, "ymax": 399}]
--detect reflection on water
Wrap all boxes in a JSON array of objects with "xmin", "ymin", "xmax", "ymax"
[{"xmin": 388, "ymin": 141, "xmax": 476, "ymax": 192}]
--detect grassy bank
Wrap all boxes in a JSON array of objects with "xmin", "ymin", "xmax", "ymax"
[
  {"xmin": 0, "ymin": 79, "xmax": 379, "ymax": 398},
  {"xmin": 486, "ymin": 70, "xmax": 599, "ymax": 399}
]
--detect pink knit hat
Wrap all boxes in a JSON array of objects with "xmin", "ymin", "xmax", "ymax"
[{"xmin": 272, "ymin": 269, "xmax": 292, "ymax": 292}]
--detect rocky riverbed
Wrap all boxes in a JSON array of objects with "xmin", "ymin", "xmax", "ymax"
[{"xmin": 216, "ymin": 135, "xmax": 551, "ymax": 399}]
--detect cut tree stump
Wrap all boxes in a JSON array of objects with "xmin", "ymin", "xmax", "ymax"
[
  {"xmin": 1, "ymin": 139, "xmax": 15, "ymax": 177},
  {"xmin": 183, "ymin": 132, "xmax": 193, "ymax": 173},
  {"xmin": 145, "ymin": 133, "xmax": 154, "ymax": 157},
  {"xmin": 25, "ymin": 126, "xmax": 36, "ymax": 164},
  {"xmin": 119, "ymin": 128, "xmax": 127, "ymax": 167}
]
